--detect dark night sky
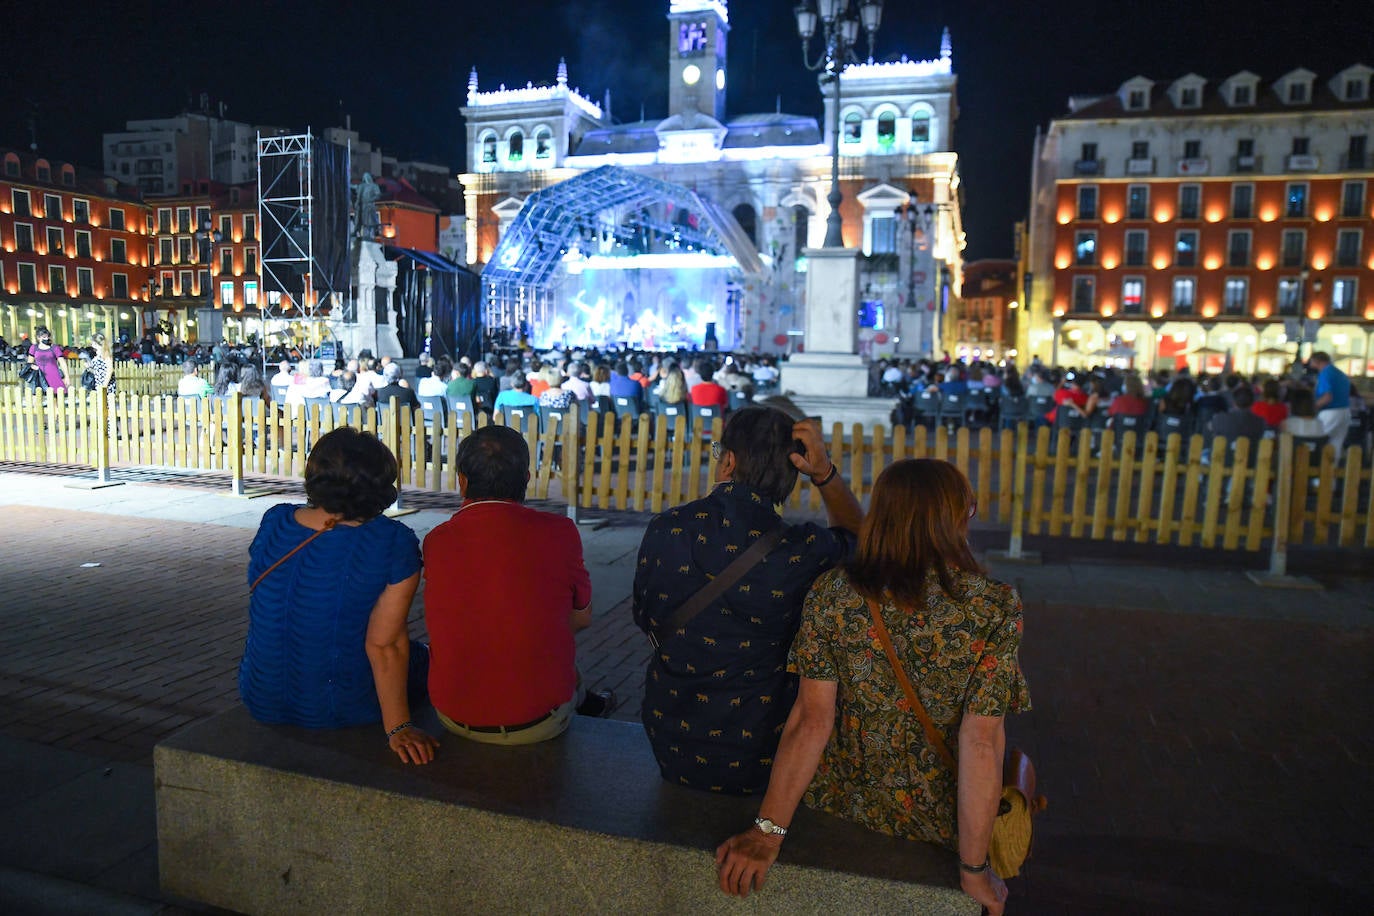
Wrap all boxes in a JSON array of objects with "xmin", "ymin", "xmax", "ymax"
[{"xmin": 4, "ymin": 1, "xmax": 1371, "ymax": 259}]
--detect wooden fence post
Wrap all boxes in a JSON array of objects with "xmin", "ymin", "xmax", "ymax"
[
  {"xmin": 1247, "ymin": 432, "xmax": 1319, "ymax": 589},
  {"xmin": 227, "ymin": 392, "xmax": 248, "ymax": 497},
  {"xmin": 988, "ymin": 422, "xmax": 1040, "ymax": 564},
  {"xmin": 382, "ymin": 398, "xmax": 417, "ymax": 517}
]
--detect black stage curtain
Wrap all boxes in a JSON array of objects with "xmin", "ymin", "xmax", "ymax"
[
  {"xmin": 454, "ymin": 267, "xmax": 481, "ymax": 363},
  {"xmin": 396, "ymin": 262, "xmax": 425, "ymax": 357},
  {"xmin": 311, "ymin": 140, "xmax": 351, "ymax": 296}
]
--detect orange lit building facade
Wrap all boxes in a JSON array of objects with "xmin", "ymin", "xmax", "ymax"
[
  {"xmin": 0, "ymin": 149, "xmax": 153, "ymax": 346},
  {"xmin": 146, "ymin": 181, "xmax": 262, "ymax": 343},
  {"xmin": 1027, "ymin": 65, "xmax": 1374, "ymax": 376}
]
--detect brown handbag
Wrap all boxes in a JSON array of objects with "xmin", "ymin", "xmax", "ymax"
[{"xmin": 866, "ymin": 597, "xmax": 1047, "ymax": 879}]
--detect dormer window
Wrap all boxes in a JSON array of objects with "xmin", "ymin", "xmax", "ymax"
[
  {"xmin": 1127, "ymin": 89, "xmax": 1147, "ymax": 110},
  {"xmin": 1347, "ymin": 78, "xmax": 1369, "ymax": 101},
  {"xmin": 1233, "ymin": 85, "xmax": 1251, "ymax": 106},
  {"xmin": 1288, "ymin": 82, "xmax": 1308, "ymax": 104},
  {"xmin": 1180, "ymin": 87, "xmax": 1198, "ymax": 107}
]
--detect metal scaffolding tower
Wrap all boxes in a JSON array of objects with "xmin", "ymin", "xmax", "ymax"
[{"xmin": 256, "ymin": 131, "xmax": 347, "ymax": 351}]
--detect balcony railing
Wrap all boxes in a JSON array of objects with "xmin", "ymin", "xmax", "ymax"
[
  {"xmin": 1230, "ymin": 154, "xmax": 1260, "ymax": 173},
  {"xmin": 1073, "ymin": 159, "xmax": 1102, "ymax": 176},
  {"xmin": 1341, "ymin": 153, "xmax": 1369, "ymax": 170}
]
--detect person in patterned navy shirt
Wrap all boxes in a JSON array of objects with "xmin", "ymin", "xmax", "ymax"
[{"xmin": 633, "ymin": 406, "xmax": 863, "ymax": 794}]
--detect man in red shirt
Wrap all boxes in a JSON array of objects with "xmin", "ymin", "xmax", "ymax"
[
  {"xmin": 423, "ymin": 425, "xmax": 612, "ymax": 744},
  {"xmin": 690, "ymin": 363, "xmax": 730, "ymax": 410}
]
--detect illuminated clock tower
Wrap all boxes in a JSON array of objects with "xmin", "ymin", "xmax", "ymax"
[{"xmin": 668, "ymin": 0, "xmax": 728, "ymax": 121}]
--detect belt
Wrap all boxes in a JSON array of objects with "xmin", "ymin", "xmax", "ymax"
[{"xmin": 448, "ymin": 709, "xmax": 555, "ymax": 734}]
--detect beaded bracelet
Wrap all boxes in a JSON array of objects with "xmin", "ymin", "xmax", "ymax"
[{"xmin": 385, "ymin": 721, "xmax": 414, "ymax": 739}]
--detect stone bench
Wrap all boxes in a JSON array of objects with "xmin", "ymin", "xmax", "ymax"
[{"xmin": 156, "ymin": 707, "xmax": 978, "ymax": 915}]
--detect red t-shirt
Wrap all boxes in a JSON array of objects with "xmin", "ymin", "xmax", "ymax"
[
  {"xmin": 423, "ymin": 500, "xmax": 591, "ymax": 726},
  {"xmin": 1251, "ymin": 401, "xmax": 1288, "ymax": 428},
  {"xmin": 689, "ymin": 381, "xmax": 729, "ymax": 409}
]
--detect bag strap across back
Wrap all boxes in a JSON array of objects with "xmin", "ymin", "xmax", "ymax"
[
  {"xmin": 866, "ymin": 596, "xmax": 957, "ymax": 772},
  {"xmin": 249, "ymin": 518, "xmax": 337, "ymax": 594},
  {"xmin": 652, "ymin": 527, "xmax": 784, "ymax": 648}
]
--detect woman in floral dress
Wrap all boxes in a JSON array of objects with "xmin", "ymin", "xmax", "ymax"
[{"xmin": 715, "ymin": 459, "xmax": 1031, "ymax": 916}]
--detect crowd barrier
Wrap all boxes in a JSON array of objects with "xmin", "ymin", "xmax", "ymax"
[
  {"xmin": 1, "ymin": 387, "xmax": 1370, "ymax": 570},
  {"xmin": 0, "ymin": 360, "xmax": 186, "ymax": 397}
]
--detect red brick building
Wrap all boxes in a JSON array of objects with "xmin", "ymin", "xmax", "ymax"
[
  {"xmin": 1027, "ymin": 65, "xmax": 1373, "ymax": 375},
  {"xmin": 1, "ymin": 149, "xmax": 149, "ymax": 347}
]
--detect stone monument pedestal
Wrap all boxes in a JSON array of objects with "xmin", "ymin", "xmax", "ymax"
[{"xmin": 782, "ymin": 246, "xmax": 869, "ymax": 398}]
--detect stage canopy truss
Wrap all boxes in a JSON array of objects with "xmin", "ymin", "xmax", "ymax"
[{"xmin": 481, "ymin": 166, "xmax": 763, "ymax": 350}]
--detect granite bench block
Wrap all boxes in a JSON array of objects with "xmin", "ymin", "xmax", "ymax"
[{"xmin": 156, "ymin": 706, "xmax": 977, "ymax": 915}]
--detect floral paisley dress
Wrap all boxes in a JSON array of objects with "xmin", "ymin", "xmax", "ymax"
[{"xmin": 789, "ymin": 566, "xmax": 1031, "ymax": 850}]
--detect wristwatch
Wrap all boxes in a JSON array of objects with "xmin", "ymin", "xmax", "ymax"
[{"xmin": 753, "ymin": 816, "xmax": 788, "ymax": 838}]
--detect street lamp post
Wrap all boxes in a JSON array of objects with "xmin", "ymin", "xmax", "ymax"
[
  {"xmin": 794, "ymin": 0, "xmax": 883, "ymax": 249},
  {"xmin": 196, "ymin": 219, "xmax": 223, "ymax": 340}
]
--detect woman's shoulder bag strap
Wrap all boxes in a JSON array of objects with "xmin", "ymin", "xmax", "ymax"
[{"xmin": 866, "ymin": 596, "xmax": 957, "ymax": 771}]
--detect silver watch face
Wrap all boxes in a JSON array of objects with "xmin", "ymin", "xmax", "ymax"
[{"xmin": 755, "ymin": 817, "xmax": 785, "ymax": 835}]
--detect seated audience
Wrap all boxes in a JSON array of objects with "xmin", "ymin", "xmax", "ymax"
[
  {"xmin": 714, "ymin": 460, "xmax": 1029, "ymax": 915},
  {"xmin": 423, "ymin": 425, "xmax": 613, "ymax": 745},
  {"xmin": 238, "ymin": 428, "xmax": 437, "ymax": 764}
]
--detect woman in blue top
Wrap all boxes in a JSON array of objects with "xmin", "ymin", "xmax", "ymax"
[{"xmin": 239, "ymin": 427, "xmax": 439, "ymax": 764}]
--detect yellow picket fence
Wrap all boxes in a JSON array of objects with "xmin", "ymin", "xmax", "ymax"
[
  {"xmin": 1, "ymin": 387, "xmax": 1370, "ymax": 556},
  {"xmin": 0, "ymin": 360, "xmax": 186, "ymax": 396}
]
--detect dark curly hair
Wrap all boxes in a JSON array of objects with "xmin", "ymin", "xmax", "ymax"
[
  {"xmin": 456, "ymin": 424, "xmax": 529, "ymax": 501},
  {"xmin": 303, "ymin": 427, "xmax": 398, "ymax": 520},
  {"xmin": 719, "ymin": 406, "xmax": 800, "ymax": 505}
]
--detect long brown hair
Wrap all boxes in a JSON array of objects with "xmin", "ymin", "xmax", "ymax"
[{"xmin": 846, "ymin": 459, "xmax": 982, "ymax": 609}]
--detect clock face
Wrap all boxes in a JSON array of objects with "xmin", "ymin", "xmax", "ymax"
[
  {"xmin": 682, "ymin": 64, "xmax": 701, "ymax": 86},
  {"xmin": 678, "ymin": 20, "xmax": 708, "ymax": 55}
]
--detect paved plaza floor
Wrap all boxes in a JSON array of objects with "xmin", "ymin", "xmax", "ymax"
[{"xmin": 0, "ymin": 465, "xmax": 1371, "ymax": 914}]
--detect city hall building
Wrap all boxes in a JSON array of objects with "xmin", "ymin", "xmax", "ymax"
[{"xmin": 458, "ymin": 0, "xmax": 968, "ymax": 357}]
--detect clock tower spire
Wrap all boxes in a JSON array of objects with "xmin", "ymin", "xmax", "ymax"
[{"xmin": 667, "ymin": 0, "xmax": 729, "ymax": 121}]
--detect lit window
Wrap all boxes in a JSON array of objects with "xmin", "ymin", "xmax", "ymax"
[
  {"xmin": 1223, "ymin": 278, "xmax": 1248, "ymax": 315},
  {"xmin": 1175, "ymin": 231, "xmax": 1198, "ymax": 267},
  {"xmin": 1121, "ymin": 277, "xmax": 1144, "ymax": 313},
  {"xmin": 1286, "ymin": 183, "xmax": 1307, "ymax": 218},
  {"xmin": 244, "ymin": 281, "xmax": 258, "ymax": 306},
  {"xmin": 1172, "ymin": 277, "xmax": 1196, "ymax": 312},
  {"xmin": 1127, "ymin": 185, "xmax": 1149, "ymax": 220},
  {"xmin": 876, "ymin": 113, "xmax": 896, "ymax": 148},
  {"xmin": 220, "ymin": 281, "xmax": 235, "ymax": 307},
  {"xmin": 1074, "ymin": 231, "xmax": 1097, "ymax": 265},
  {"xmin": 1277, "ymin": 278, "xmax": 1301, "ymax": 315},
  {"xmin": 843, "ymin": 112, "xmax": 862, "ymax": 143},
  {"xmin": 507, "ymin": 131, "xmax": 524, "ymax": 162},
  {"xmin": 911, "ymin": 113, "xmax": 930, "ymax": 143},
  {"xmin": 481, "ymin": 135, "xmax": 496, "ymax": 164},
  {"xmin": 1331, "ymin": 278, "xmax": 1357, "ymax": 314},
  {"xmin": 870, "ymin": 216, "xmax": 896, "ymax": 254}
]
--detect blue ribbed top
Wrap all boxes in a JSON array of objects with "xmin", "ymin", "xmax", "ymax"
[{"xmin": 238, "ymin": 503, "xmax": 421, "ymax": 728}]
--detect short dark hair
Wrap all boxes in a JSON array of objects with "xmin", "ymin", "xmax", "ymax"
[
  {"xmin": 304, "ymin": 428, "xmax": 398, "ymax": 520},
  {"xmin": 456, "ymin": 425, "xmax": 529, "ymax": 501},
  {"xmin": 719, "ymin": 406, "xmax": 800, "ymax": 504},
  {"xmin": 1232, "ymin": 385, "xmax": 1255, "ymax": 409}
]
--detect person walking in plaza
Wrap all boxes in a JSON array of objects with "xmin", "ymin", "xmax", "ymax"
[
  {"xmin": 238, "ymin": 428, "xmax": 438, "ymax": 764},
  {"xmin": 1309, "ymin": 352, "xmax": 1351, "ymax": 459},
  {"xmin": 26, "ymin": 326, "xmax": 69, "ymax": 390},
  {"xmin": 423, "ymin": 425, "xmax": 613, "ymax": 745},
  {"xmin": 714, "ymin": 459, "xmax": 1030, "ymax": 916},
  {"xmin": 633, "ymin": 405, "xmax": 863, "ymax": 795}
]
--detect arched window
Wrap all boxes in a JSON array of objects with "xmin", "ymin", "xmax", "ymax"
[
  {"xmin": 843, "ymin": 112, "xmax": 863, "ymax": 143},
  {"xmin": 480, "ymin": 133, "xmax": 497, "ymax": 164},
  {"xmin": 534, "ymin": 128, "xmax": 553, "ymax": 159},
  {"xmin": 35, "ymin": 159, "xmax": 51, "ymax": 182},
  {"xmin": 877, "ymin": 113, "xmax": 896, "ymax": 148},
  {"xmin": 61, "ymin": 164, "xmax": 76, "ymax": 186},
  {"xmin": 3, "ymin": 153, "xmax": 19, "ymax": 178},
  {"xmin": 793, "ymin": 205, "xmax": 810, "ymax": 256},
  {"xmin": 508, "ymin": 131, "xmax": 524, "ymax": 162},
  {"xmin": 732, "ymin": 203, "xmax": 757, "ymax": 246},
  {"xmin": 911, "ymin": 112, "xmax": 931, "ymax": 144}
]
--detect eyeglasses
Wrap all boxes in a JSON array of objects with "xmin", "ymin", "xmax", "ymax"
[
  {"xmin": 710, "ymin": 441, "xmax": 723, "ymax": 460},
  {"xmin": 968, "ymin": 501, "xmax": 978, "ymax": 519}
]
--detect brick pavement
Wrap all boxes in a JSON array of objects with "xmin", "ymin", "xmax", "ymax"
[{"xmin": 2, "ymin": 469, "xmax": 1372, "ymax": 913}]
